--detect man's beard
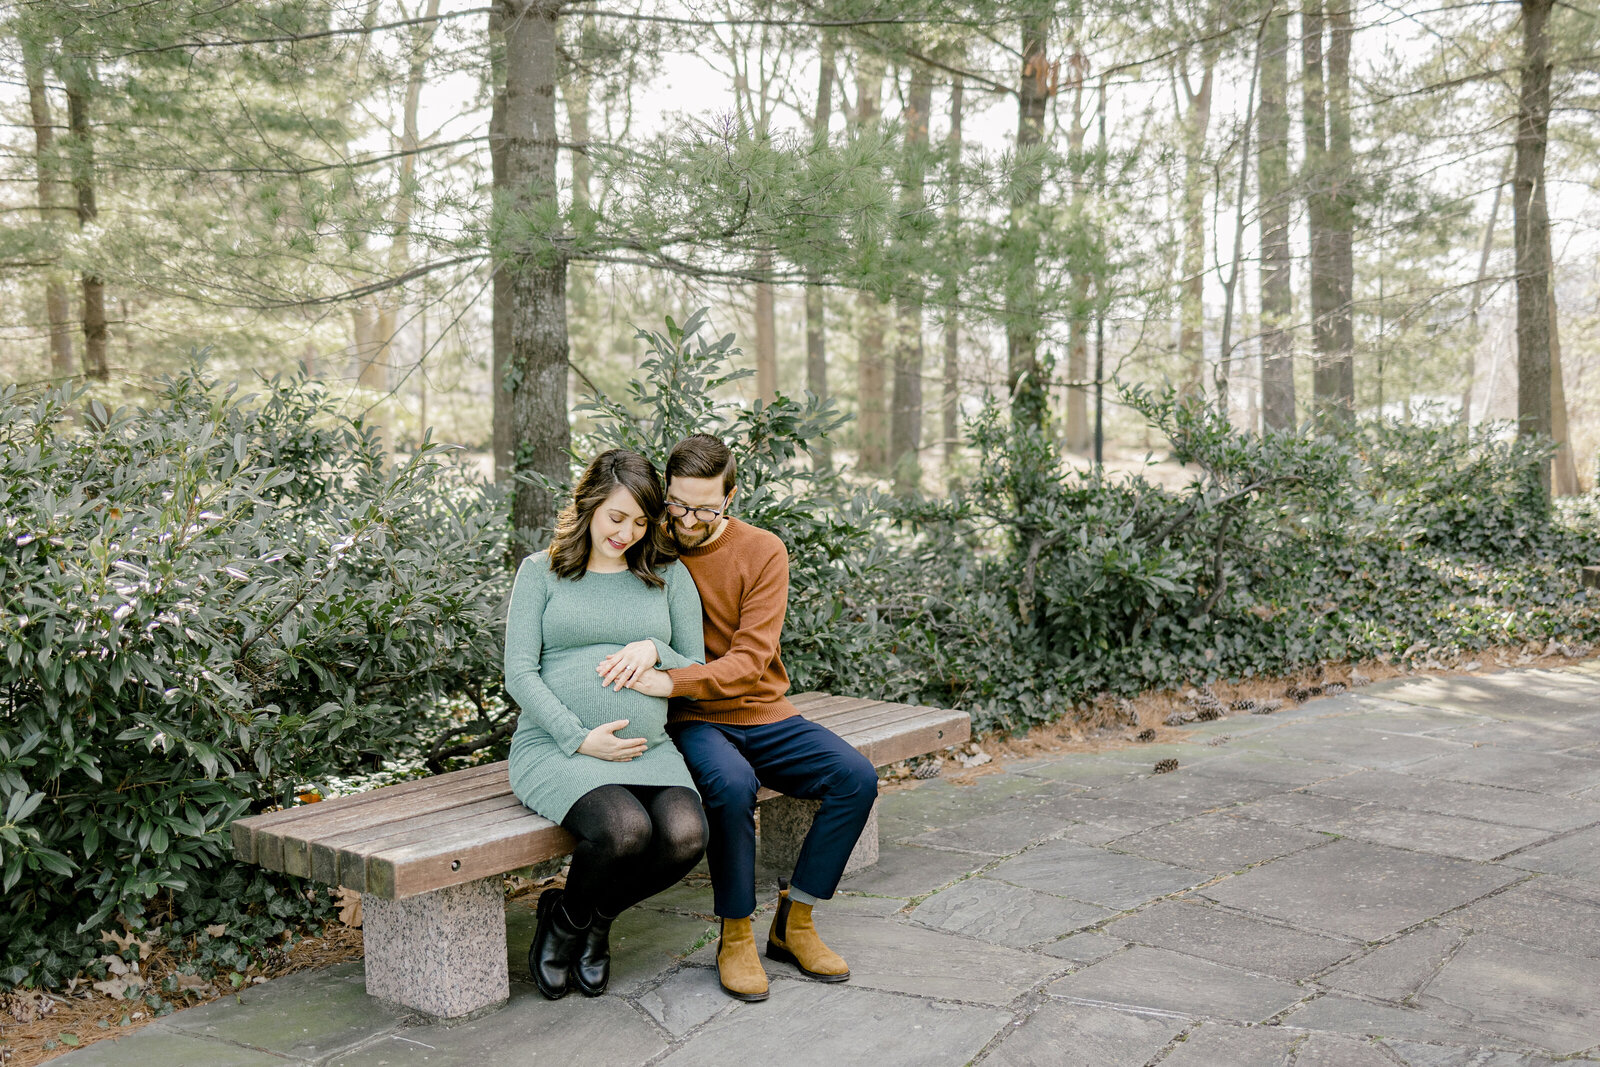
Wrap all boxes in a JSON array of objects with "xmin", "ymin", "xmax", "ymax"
[{"xmin": 673, "ymin": 522, "xmax": 713, "ymax": 549}]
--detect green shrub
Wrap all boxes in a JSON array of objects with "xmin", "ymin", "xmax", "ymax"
[{"xmin": 0, "ymin": 365, "xmax": 510, "ymax": 987}]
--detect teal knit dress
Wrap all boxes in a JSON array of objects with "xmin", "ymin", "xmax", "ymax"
[{"xmin": 504, "ymin": 552, "xmax": 704, "ymax": 822}]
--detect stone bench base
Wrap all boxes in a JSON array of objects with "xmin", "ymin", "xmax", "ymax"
[
  {"xmin": 758, "ymin": 796, "xmax": 880, "ymax": 878},
  {"xmin": 363, "ymin": 876, "xmax": 509, "ymax": 1019}
]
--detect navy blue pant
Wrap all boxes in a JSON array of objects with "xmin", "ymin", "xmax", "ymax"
[{"xmin": 668, "ymin": 715, "xmax": 879, "ymax": 919}]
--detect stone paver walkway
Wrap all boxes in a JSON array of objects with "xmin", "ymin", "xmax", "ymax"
[{"xmin": 54, "ymin": 665, "xmax": 1600, "ymax": 1066}]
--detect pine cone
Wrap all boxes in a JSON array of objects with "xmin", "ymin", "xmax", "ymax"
[
  {"xmin": 1322, "ymin": 682, "xmax": 1348, "ymax": 696},
  {"xmin": 1349, "ymin": 671, "xmax": 1371, "ymax": 687},
  {"xmin": 1136, "ymin": 728, "xmax": 1157, "ymax": 742},
  {"xmin": 1250, "ymin": 698, "xmax": 1284, "ymax": 715},
  {"xmin": 1230, "ymin": 697, "xmax": 1259, "ymax": 712},
  {"xmin": 1196, "ymin": 706, "xmax": 1222, "ymax": 721},
  {"xmin": 1287, "ymin": 683, "xmax": 1323, "ymax": 702},
  {"xmin": 1153, "ymin": 758, "xmax": 1179, "ymax": 774},
  {"xmin": 913, "ymin": 761, "xmax": 941, "ymax": 779},
  {"xmin": 1164, "ymin": 709, "xmax": 1197, "ymax": 726}
]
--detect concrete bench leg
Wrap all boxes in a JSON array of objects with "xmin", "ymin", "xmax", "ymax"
[
  {"xmin": 758, "ymin": 796, "xmax": 879, "ymax": 878},
  {"xmin": 362, "ymin": 875, "xmax": 509, "ymax": 1019}
]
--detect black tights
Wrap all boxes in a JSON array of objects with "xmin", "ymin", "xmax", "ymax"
[{"xmin": 559, "ymin": 784, "xmax": 707, "ymax": 921}]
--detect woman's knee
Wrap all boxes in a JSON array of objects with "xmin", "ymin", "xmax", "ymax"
[{"xmin": 592, "ymin": 807, "xmax": 652, "ymax": 858}]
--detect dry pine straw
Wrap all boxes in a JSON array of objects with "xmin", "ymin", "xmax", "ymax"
[{"xmin": 5, "ymin": 647, "xmax": 1589, "ymax": 1064}]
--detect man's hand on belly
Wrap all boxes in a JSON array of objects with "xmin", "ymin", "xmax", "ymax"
[{"xmin": 626, "ymin": 667, "xmax": 673, "ymax": 698}]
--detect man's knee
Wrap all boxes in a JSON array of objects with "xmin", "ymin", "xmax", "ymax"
[
  {"xmin": 832, "ymin": 750, "xmax": 879, "ymax": 810},
  {"xmin": 697, "ymin": 763, "xmax": 760, "ymax": 812}
]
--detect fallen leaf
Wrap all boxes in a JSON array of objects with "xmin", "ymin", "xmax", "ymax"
[
  {"xmin": 205, "ymin": 924, "xmax": 228, "ymax": 938},
  {"xmin": 100, "ymin": 955, "xmax": 129, "ymax": 976},
  {"xmin": 92, "ymin": 976, "xmax": 144, "ymax": 1000},
  {"xmin": 334, "ymin": 887, "xmax": 363, "ymax": 928},
  {"xmin": 173, "ymin": 973, "xmax": 209, "ymax": 993},
  {"xmin": 100, "ymin": 928, "xmax": 153, "ymax": 959}
]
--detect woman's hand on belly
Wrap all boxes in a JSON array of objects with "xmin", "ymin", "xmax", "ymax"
[{"xmin": 578, "ymin": 720, "xmax": 648, "ymax": 762}]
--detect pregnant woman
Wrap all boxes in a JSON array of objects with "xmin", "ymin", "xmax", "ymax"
[{"xmin": 504, "ymin": 449, "xmax": 708, "ymax": 1000}]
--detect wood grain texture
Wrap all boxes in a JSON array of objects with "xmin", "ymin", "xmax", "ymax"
[{"xmin": 232, "ymin": 692, "xmax": 970, "ymax": 899}]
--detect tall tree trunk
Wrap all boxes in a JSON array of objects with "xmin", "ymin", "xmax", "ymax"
[
  {"xmin": 1549, "ymin": 269, "xmax": 1579, "ymax": 495},
  {"xmin": 1177, "ymin": 56, "xmax": 1216, "ymax": 403},
  {"xmin": 805, "ymin": 37, "xmax": 834, "ymax": 472},
  {"xmin": 1464, "ymin": 153, "xmax": 1509, "ymax": 426},
  {"xmin": 755, "ymin": 259, "xmax": 778, "ymax": 401},
  {"xmin": 564, "ymin": 14, "xmax": 598, "ymax": 380},
  {"xmin": 1325, "ymin": 1, "xmax": 1355, "ymax": 421},
  {"xmin": 854, "ymin": 56, "xmax": 888, "ymax": 472},
  {"xmin": 501, "ymin": 0, "xmax": 570, "ymax": 554},
  {"xmin": 64, "ymin": 71, "xmax": 108, "ymax": 382},
  {"xmin": 1303, "ymin": 2, "xmax": 1339, "ymax": 426},
  {"xmin": 23, "ymin": 40, "xmax": 74, "ymax": 378},
  {"xmin": 1006, "ymin": 9, "xmax": 1052, "ymax": 432},
  {"xmin": 489, "ymin": 6, "xmax": 513, "ymax": 483},
  {"xmin": 373, "ymin": 0, "xmax": 441, "ymax": 412},
  {"xmin": 1513, "ymin": 0, "xmax": 1552, "ymax": 497},
  {"xmin": 1064, "ymin": 33, "xmax": 1091, "ymax": 453},
  {"xmin": 1259, "ymin": 8, "xmax": 1294, "ymax": 430},
  {"xmin": 941, "ymin": 78, "xmax": 964, "ymax": 471},
  {"xmin": 891, "ymin": 66, "xmax": 933, "ymax": 494}
]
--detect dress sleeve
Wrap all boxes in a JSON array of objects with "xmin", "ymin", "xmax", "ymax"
[
  {"xmin": 650, "ymin": 561, "xmax": 706, "ymax": 671},
  {"xmin": 503, "ymin": 556, "xmax": 590, "ymax": 755}
]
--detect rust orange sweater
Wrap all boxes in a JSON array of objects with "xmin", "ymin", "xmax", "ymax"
[{"xmin": 666, "ymin": 517, "xmax": 800, "ymax": 726}]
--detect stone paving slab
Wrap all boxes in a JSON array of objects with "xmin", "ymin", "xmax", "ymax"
[
  {"xmin": 1230, "ymin": 719, "xmax": 1471, "ymax": 770},
  {"xmin": 1048, "ymin": 945, "xmax": 1306, "ymax": 1022},
  {"xmin": 1442, "ymin": 877, "xmax": 1600, "ymax": 957},
  {"xmin": 986, "ymin": 839, "xmax": 1208, "ymax": 910},
  {"xmin": 1303, "ymin": 768, "xmax": 1600, "ymax": 832},
  {"xmin": 980, "ymin": 1002, "xmax": 1183, "ymax": 1066},
  {"xmin": 909, "ymin": 876, "xmax": 1114, "ymax": 947},
  {"xmin": 51, "ymin": 662, "xmax": 1600, "ymax": 1067},
  {"xmin": 1405, "ymin": 746, "xmax": 1600, "ymax": 796},
  {"xmin": 1415, "ymin": 933, "xmax": 1600, "ymax": 1055},
  {"xmin": 651, "ymin": 979, "xmax": 1011, "ymax": 1067},
  {"xmin": 330, "ymin": 984, "xmax": 667, "ymax": 1066},
  {"xmin": 1108, "ymin": 811, "xmax": 1330, "ymax": 873},
  {"xmin": 1499, "ymin": 824, "xmax": 1600, "ymax": 880},
  {"xmin": 1199, "ymin": 838, "xmax": 1521, "ymax": 941},
  {"xmin": 1102, "ymin": 899, "xmax": 1360, "ymax": 981},
  {"xmin": 1319, "ymin": 922, "xmax": 1465, "ymax": 1000},
  {"xmin": 1280, "ymin": 994, "xmax": 1522, "ymax": 1048},
  {"xmin": 163, "ymin": 963, "xmax": 406, "ymax": 1060}
]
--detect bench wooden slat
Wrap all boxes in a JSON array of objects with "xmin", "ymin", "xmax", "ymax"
[
  {"xmin": 367, "ymin": 815, "xmax": 575, "ymax": 899},
  {"xmin": 814, "ymin": 702, "xmax": 932, "ymax": 736},
  {"xmin": 315, "ymin": 792, "xmax": 529, "ymax": 889},
  {"xmin": 796, "ymin": 695, "xmax": 883, "ymax": 721},
  {"xmin": 232, "ymin": 762, "xmax": 509, "ymax": 867},
  {"xmin": 266, "ymin": 772, "xmax": 519, "ymax": 880}
]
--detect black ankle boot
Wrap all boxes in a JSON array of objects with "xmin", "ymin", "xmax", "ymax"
[
  {"xmin": 572, "ymin": 910, "xmax": 616, "ymax": 997},
  {"xmin": 529, "ymin": 888, "xmax": 587, "ymax": 1000}
]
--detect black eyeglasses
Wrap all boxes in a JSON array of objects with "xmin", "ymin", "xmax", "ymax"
[{"xmin": 664, "ymin": 492, "xmax": 732, "ymax": 523}]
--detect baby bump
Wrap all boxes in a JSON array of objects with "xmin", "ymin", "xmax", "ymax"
[{"xmin": 545, "ymin": 671, "xmax": 670, "ymax": 745}]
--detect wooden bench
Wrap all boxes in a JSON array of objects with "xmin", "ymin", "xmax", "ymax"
[{"xmin": 231, "ymin": 692, "xmax": 969, "ymax": 1019}]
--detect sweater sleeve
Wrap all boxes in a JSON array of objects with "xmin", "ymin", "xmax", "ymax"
[
  {"xmin": 503, "ymin": 556, "xmax": 589, "ymax": 755},
  {"xmin": 667, "ymin": 542, "xmax": 787, "ymax": 700},
  {"xmin": 650, "ymin": 561, "xmax": 706, "ymax": 671}
]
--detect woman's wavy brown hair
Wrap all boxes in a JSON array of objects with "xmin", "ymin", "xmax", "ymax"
[{"xmin": 547, "ymin": 449, "xmax": 675, "ymax": 588}]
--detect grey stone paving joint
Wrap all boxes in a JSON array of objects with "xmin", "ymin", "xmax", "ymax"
[{"xmin": 52, "ymin": 667, "xmax": 1600, "ymax": 1066}]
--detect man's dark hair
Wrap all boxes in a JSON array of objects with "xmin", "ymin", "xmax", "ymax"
[{"xmin": 666, "ymin": 433, "xmax": 736, "ymax": 495}]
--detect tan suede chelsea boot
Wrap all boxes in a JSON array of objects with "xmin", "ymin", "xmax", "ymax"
[
  {"xmin": 717, "ymin": 915, "xmax": 770, "ymax": 1001},
  {"xmin": 765, "ymin": 882, "xmax": 849, "ymax": 981}
]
